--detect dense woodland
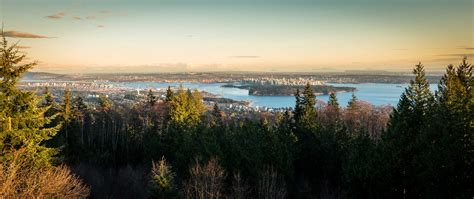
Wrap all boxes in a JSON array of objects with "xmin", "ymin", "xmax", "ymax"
[{"xmin": 1, "ymin": 36, "xmax": 473, "ymax": 198}]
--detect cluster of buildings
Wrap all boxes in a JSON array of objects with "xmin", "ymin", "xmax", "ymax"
[
  {"xmin": 19, "ymin": 81, "xmax": 115, "ymax": 91},
  {"xmin": 242, "ymin": 77, "xmax": 325, "ymax": 86}
]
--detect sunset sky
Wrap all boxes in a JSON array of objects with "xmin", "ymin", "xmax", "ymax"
[{"xmin": 1, "ymin": 0, "xmax": 473, "ymax": 73}]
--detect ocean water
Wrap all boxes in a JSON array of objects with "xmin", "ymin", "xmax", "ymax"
[{"xmin": 121, "ymin": 82, "xmax": 438, "ymax": 108}]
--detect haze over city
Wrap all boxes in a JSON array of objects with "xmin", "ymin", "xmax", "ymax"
[{"xmin": 1, "ymin": 0, "xmax": 472, "ymax": 73}]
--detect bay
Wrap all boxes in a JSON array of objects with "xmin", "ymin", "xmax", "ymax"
[{"xmin": 121, "ymin": 82, "xmax": 438, "ymax": 108}]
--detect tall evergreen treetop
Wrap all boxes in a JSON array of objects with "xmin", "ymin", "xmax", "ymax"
[
  {"xmin": 347, "ymin": 92, "xmax": 358, "ymax": 109},
  {"xmin": 406, "ymin": 63, "xmax": 434, "ymax": 116},
  {"xmin": 0, "ymin": 34, "xmax": 59, "ymax": 166},
  {"xmin": 61, "ymin": 89, "xmax": 73, "ymax": 123},
  {"xmin": 0, "ymin": 35, "xmax": 35, "ymax": 95},
  {"xmin": 294, "ymin": 83, "xmax": 318, "ymax": 130},
  {"xmin": 147, "ymin": 89, "xmax": 157, "ymax": 106},
  {"xmin": 328, "ymin": 92, "xmax": 340, "ymax": 112},
  {"xmin": 165, "ymin": 86, "xmax": 174, "ymax": 102}
]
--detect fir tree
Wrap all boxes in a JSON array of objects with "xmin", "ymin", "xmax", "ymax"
[
  {"xmin": 150, "ymin": 157, "xmax": 178, "ymax": 199},
  {"xmin": 424, "ymin": 58, "xmax": 473, "ymax": 197},
  {"xmin": 99, "ymin": 94, "xmax": 112, "ymax": 111},
  {"xmin": 383, "ymin": 62, "xmax": 435, "ymax": 197},
  {"xmin": 328, "ymin": 92, "xmax": 340, "ymax": 113},
  {"xmin": 0, "ymin": 34, "xmax": 59, "ymax": 166},
  {"xmin": 298, "ymin": 83, "xmax": 318, "ymax": 130},
  {"xmin": 147, "ymin": 89, "xmax": 157, "ymax": 106},
  {"xmin": 165, "ymin": 86, "xmax": 174, "ymax": 102},
  {"xmin": 347, "ymin": 92, "xmax": 358, "ymax": 109}
]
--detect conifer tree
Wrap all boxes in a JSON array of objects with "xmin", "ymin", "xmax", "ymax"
[
  {"xmin": 147, "ymin": 89, "xmax": 157, "ymax": 106},
  {"xmin": 298, "ymin": 83, "xmax": 318, "ymax": 130},
  {"xmin": 347, "ymin": 92, "xmax": 358, "ymax": 109},
  {"xmin": 383, "ymin": 62, "xmax": 434, "ymax": 197},
  {"xmin": 150, "ymin": 157, "xmax": 178, "ymax": 199},
  {"xmin": 61, "ymin": 89, "xmax": 73, "ymax": 139},
  {"xmin": 43, "ymin": 87, "xmax": 55, "ymax": 107},
  {"xmin": 212, "ymin": 103, "xmax": 223, "ymax": 125},
  {"xmin": 293, "ymin": 88, "xmax": 302, "ymax": 124},
  {"xmin": 328, "ymin": 92, "xmax": 340, "ymax": 113},
  {"xmin": 99, "ymin": 94, "xmax": 112, "ymax": 111},
  {"xmin": 73, "ymin": 94, "xmax": 88, "ymax": 113},
  {"xmin": 0, "ymin": 34, "xmax": 59, "ymax": 166},
  {"xmin": 165, "ymin": 86, "xmax": 174, "ymax": 102},
  {"xmin": 42, "ymin": 87, "xmax": 58, "ymax": 120},
  {"xmin": 425, "ymin": 58, "xmax": 473, "ymax": 197}
]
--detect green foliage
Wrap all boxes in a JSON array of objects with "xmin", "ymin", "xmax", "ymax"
[
  {"xmin": 147, "ymin": 89, "xmax": 157, "ymax": 106},
  {"xmin": 347, "ymin": 92, "xmax": 358, "ymax": 109},
  {"xmin": 99, "ymin": 94, "xmax": 112, "ymax": 111},
  {"xmin": 328, "ymin": 92, "xmax": 340, "ymax": 111},
  {"xmin": 381, "ymin": 62, "xmax": 435, "ymax": 196},
  {"xmin": 168, "ymin": 87, "xmax": 205, "ymax": 128},
  {"xmin": 294, "ymin": 83, "xmax": 318, "ymax": 130},
  {"xmin": 150, "ymin": 157, "xmax": 178, "ymax": 199},
  {"xmin": 165, "ymin": 86, "xmax": 173, "ymax": 102},
  {"xmin": 0, "ymin": 35, "xmax": 59, "ymax": 167},
  {"xmin": 20, "ymin": 55, "xmax": 468, "ymax": 197}
]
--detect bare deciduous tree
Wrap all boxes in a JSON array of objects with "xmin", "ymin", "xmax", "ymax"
[
  {"xmin": 0, "ymin": 148, "xmax": 90, "ymax": 198},
  {"xmin": 184, "ymin": 157, "xmax": 226, "ymax": 199},
  {"xmin": 257, "ymin": 166, "xmax": 287, "ymax": 199}
]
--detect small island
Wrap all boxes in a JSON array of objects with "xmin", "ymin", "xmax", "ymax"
[{"xmin": 222, "ymin": 84, "xmax": 356, "ymax": 96}]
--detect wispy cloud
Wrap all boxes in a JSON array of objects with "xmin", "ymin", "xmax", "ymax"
[
  {"xmin": 14, "ymin": 45, "xmax": 31, "ymax": 49},
  {"xmin": 1, "ymin": 31, "xmax": 53, "ymax": 39},
  {"xmin": 86, "ymin": 16, "xmax": 96, "ymax": 20},
  {"xmin": 436, "ymin": 53, "xmax": 474, "ymax": 58},
  {"xmin": 229, "ymin": 56, "xmax": 261, "ymax": 58},
  {"xmin": 392, "ymin": 48, "xmax": 408, "ymax": 51},
  {"xmin": 45, "ymin": 11, "xmax": 66, "ymax": 19},
  {"xmin": 73, "ymin": 16, "xmax": 82, "ymax": 20},
  {"xmin": 97, "ymin": 25, "xmax": 105, "ymax": 28}
]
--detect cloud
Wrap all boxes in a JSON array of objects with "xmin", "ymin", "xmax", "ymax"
[
  {"xmin": 436, "ymin": 53, "xmax": 474, "ymax": 58},
  {"xmin": 97, "ymin": 25, "xmax": 105, "ymax": 28},
  {"xmin": 392, "ymin": 48, "xmax": 408, "ymax": 51},
  {"xmin": 229, "ymin": 56, "xmax": 261, "ymax": 58},
  {"xmin": 1, "ymin": 31, "xmax": 52, "ymax": 39},
  {"xmin": 14, "ymin": 45, "xmax": 31, "ymax": 49},
  {"xmin": 45, "ymin": 11, "xmax": 66, "ymax": 19},
  {"xmin": 86, "ymin": 16, "xmax": 96, "ymax": 20},
  {"xmin": 73, "ymin": 16, "xmax": 82, "ymax": 20}
]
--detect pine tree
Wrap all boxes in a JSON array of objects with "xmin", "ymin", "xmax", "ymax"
[
  {"xmin": 0, "ymin": 34, "xmax": 59, "ymax": 166},
  {"xmin": 73, "ymin": 94, "xmax": 88, "ymax": 112},
  {"xmin": 165, "ymin": 86, "xmax": 174, "ymax": 102},
  {"xmin": 347, "ymin": 92, "xmax": 358, "ymax": 110},
  {"xmin": 425, "ymin": 58, "xmax": 473, "ymax": 197},
  {"xmin": 147, "ymin": 89, "xmax": 157, "ymax": 106},
  {"xmin": 383, "ymin": 62, "xmax": 435, "ymax": 197},
  {"xmin": 150, "ymin": 157, "xmax": 178, "ymax": 199},
  {"xmin": 42, "ymin": 87, "xmax": 58, "ymax": 120},
  {"xmin": 328, "ymin": 92, "xmax": 340, "ymax": 113},
  {"xmin": 298, "ymin": 83, "xmax": 318, "ymax": 130},
  {"xmin": 43, "ymin": 87, "xmax": 55, "ymax": 107},
  {"xmin": 168, "ymin": 87, "xmax": 205, "ymax": 128},
  {"xmin": 293, "ymin": 88, "xmax": 302, "ymax": 124},
  {"xmin": 99, "ymin": 94, "xmax": 112, "ymax": 111},
  {"xmin": 212, "ymin": 103, "xmax": 223, "ymax": 125},
  {"xmin": 61, "ymin": 89, "xmax": 73, "ymax": 124}
]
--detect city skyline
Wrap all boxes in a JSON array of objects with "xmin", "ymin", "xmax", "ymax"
[{"xmin": 1, "ymin": 0, "xmax": 473, "ymax": 73}]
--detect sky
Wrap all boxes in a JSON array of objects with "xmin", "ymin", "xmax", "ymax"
[{"xmin": 0, "ymin": 0, "xmax": 473, "ymax": 73}]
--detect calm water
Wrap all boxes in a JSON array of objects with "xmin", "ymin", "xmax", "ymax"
[{"xmin": 122, "ymin": 82, "xmax": 438, "ymax": 108}]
